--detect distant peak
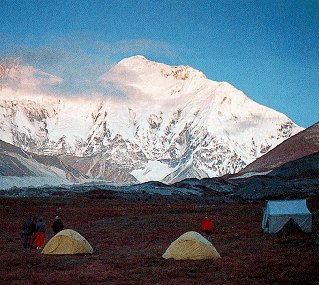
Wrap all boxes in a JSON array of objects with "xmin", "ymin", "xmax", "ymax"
[
  {"xmin": 115, "ymin": 55, "xmax": 207, "ymax": 81},
  {"xmin": 117, "ymin": 55, "xmax": 149, "ymax": 65},
  {"xmin": 130, "ymin": 55, "xmax": 147, "ymax": 60}
]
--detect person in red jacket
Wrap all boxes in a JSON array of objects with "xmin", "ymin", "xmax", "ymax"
[
  {"xmin": 201, "ymin": 216, "xmax": 214, "ymax": 240},
  {"xmin": 35, "ymin": 217, "xmax": 46, "ymax": 250}
]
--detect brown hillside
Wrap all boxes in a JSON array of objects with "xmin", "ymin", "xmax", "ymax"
[{"xmin": 238, "ymin": 122, "xmax": 319, "ymax": 174}]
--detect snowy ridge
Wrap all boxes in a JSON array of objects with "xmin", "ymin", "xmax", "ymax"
[{"xmin": 0, "ymin": 56, "xmax": 303, "ymax": 184}]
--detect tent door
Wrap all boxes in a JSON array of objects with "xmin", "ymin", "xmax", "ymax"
[{"xmin": 278, "ymin": 218, "xmax": 303, "ymax": 234}]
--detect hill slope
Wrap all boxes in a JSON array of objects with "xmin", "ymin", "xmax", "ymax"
[
  {"xmin": 237, "ymin": 122, "xmax": 319, "ymax": 176},
  {"xmin": 0, "ymin": 140, "xmax": 86, "ymax": 189}
]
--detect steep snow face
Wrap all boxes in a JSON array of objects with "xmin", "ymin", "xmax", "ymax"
[
  {"xmin": 100, "ymin": 55, "xmax": 208, "ymax": 101},
  {"xmin": 0, "ymin": 56, "xmax": 303, "ymax": 184}
]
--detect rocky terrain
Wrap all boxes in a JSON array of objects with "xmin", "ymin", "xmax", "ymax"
[
  {"xmin": 1, "ymin": 144, "xmax": 318, "ymax": 202},
  {"xmin": 233, "ymin": 152, "xmax": 319, "ymax": 200},
  {"xmin": 1, "ymin": 154, "xmax": 317, "ymax": 202},
  {"xmin": 236, "ymin": 122, "xmax": 319, "ymax": 175},
  {"xmin": 0, "ymin": 140, "xmax": 87, "ymax": 190}
]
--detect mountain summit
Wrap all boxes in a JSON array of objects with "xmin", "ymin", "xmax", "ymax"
[
  {"xmin": 100, "ymin": 55, "xmax": 207, "ymax": 101},
  {"xmin": 0, "ymin": 56, "xmax": 302, "ymax": 184}
]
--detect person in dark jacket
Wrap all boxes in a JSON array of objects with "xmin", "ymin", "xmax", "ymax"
[
  {"xmin": 35, "ymin": 217, "xmax": 46, "ymax": 249},
  {"xmin": 22, "ymin": 217, "xmax": 32, "ymax": 249},
  {"xmin": 29, "ymin": 216, "xmax": 37, "ymax": 249},
  {"xmin": 314, "ymin": 211, "xmax": 319, "ymax": 245},
  {"xmin": 52, "ymin": 216, "xmax": 64, "ymax": 235}
]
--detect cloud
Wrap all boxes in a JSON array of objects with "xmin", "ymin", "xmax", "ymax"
[
  {"xmin": 1, "ymin": 46, "xmax": 66, "ymax": 68},
  {"xmin": 0, "ymin": 57, "xmax": 63, "ymax": 94},
  {"xmin": 0, "ymin": 35, "xmax": 179, "ymax": 97},
  {"xmin": 23, "ymin": 66, "xmax": 64, "ymax": 86}
]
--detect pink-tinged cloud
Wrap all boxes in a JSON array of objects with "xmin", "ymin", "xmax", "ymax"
[{"xmin": 0, "ymin": 61, "xmax": 63, "ymax": 93}]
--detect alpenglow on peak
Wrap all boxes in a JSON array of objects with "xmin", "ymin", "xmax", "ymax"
[{"xmin": 0, "ymin": 55, "xmax": 302, "ymax": 185}]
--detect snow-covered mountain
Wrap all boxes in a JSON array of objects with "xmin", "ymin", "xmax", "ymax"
[{"xmin": 0, "ymin": 55, "xmax": 302, "ymax": 184}]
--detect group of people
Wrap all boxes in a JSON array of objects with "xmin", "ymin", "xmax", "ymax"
[
  {"xmin": 22, "ymin": 216, "xmax": 64, "ymax": 249},
  {"xmin": 22, "ymin": 215, "xmax": 213, "ymax": 250}
]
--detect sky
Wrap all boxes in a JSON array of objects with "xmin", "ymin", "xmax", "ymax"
[{"xmin": 0, "ymin": 0, "xmax": 318, "ymax": 128}]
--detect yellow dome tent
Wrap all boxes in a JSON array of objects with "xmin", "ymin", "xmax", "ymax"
[
  {"xmin": 42, "ymin": 229, "xmax": 94, "ymax": 255},
  {"xmin": 162, "ymin": 231, "xmax": 221, "ymax": 260}
]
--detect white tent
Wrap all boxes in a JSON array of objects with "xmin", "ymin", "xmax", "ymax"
[{"xmin": 262, "ymin": 199, "xmax": 312, "ymax": 234}]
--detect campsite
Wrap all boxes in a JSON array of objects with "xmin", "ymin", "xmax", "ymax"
[
  {"xmin": 0, "ymin": 194, "xmax": 318, "ymax": 285},
  {"xmin": 1, "ymin": 1, "xmax": 318, "ymax": 284}
]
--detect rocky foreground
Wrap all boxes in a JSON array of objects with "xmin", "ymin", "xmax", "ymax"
[{"xmin": 0, "ymin": 195, "xmax": 318, "ymax": 284}]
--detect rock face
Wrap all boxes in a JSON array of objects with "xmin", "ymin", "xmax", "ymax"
[
  {"xmin": 0, "ymin": 140, "xmax": 87, "ymax": 189},
  {"xmin": 236, "ymin": 122, "xmax": 319, "ymax": 175},
  {"xmin": 235, "ymin": 152, "xmax": 319, "ymax": 200},
  {"xmin": 0, "ymin": 56, "xmax": 302, "ymax": 184}
]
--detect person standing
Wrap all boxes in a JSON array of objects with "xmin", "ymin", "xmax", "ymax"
[
  {"xmin": 52, "ymin": 216, "xmax": 64, "ymax": 235},
  {"xmin": 29, "ymin": 216, "xmax": 37, "ymax": 249},
  {"xmin": 35, "ymin": 217, "xmax": 46, "ymax": 250},
  {"xmin": 314, "ymin": 210, "xmax": 319, "ymax": 245},
  {"xmin": 22, "ymin": 217, "xmax": 32, "ymax": 249},
  {"xmin": 201, "ymin": 216, "xmax": 214, "ymax": 241}
]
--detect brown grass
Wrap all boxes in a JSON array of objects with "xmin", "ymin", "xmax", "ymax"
[{"xmin": 0, "ymin": 196, "xmax": 318, "ymax": 284}]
